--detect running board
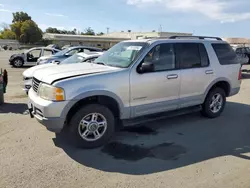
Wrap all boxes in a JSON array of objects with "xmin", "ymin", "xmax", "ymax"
[{"xmin": 122, "ymin": 105, "xmax": 202, "ymax": 127}]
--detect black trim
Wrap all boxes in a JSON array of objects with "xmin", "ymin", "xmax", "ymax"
[{"xmin": 51, "ymin": 71, "xmax": 107, "ymax": 84}]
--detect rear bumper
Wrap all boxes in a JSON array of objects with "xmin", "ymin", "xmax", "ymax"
[
  {"xmin": 28, "ymin": 89, "xmax": 68, "ymax": 133},
  {"xmin": 229, "ymin": 87, "xmax": 240, "ymax": 97}
]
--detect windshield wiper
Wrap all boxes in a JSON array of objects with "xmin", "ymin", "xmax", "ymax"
[{"xmin": 93, "ymin": 61, "xmax": 107, "ymax": 66}]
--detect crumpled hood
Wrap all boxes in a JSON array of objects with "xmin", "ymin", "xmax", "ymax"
[
  {"xmin": 22, "ymin": 64, "xmax": 55, "ymax": 78},
  {"xmin": 33, "ymin": 63, "xmax": 121, "ymax": 84}
]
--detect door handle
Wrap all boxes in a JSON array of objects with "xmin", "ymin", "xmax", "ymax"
[
  {"xmin": 167, "ymin": 74, "xmax": 178, "ymax": 79},
  {"xmin": 205, "ymin": 70, "xmax": 214, "ymax": 75}
]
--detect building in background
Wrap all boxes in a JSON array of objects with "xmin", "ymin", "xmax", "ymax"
[
  {"xmin": 223, "ymin": 38, "xmax": 250, "ymax": 47},
  {"xmin": 43, "ymin": 31, "xmax": 193, "ymax": 49},
  {"xmin": 103, "ymin": 31, "xmax": 192, "ymax": 39}
]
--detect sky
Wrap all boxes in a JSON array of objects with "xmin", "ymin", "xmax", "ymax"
[{"xmin": 0, "ymin": 0, "xmax": 249, "ymax": 37}]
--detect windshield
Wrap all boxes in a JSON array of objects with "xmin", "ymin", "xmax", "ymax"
[
  {"xmin": 94, "ymin": 42, "xmax": 147, "ymax": 68},
  {"xmin": 54, "ymin": 48, "xmax": 69, "ymax": 56},
  {"xmin": 60, "ymin": 54, "xmax": 86, "ymax": 64}
]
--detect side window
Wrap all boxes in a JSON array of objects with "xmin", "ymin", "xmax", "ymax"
[
  {"xmin": 89, "ymin": 48, "xmax": 97, "ymax": 52},
  {"xmin": 212, "ymin": 43, "xmax": 238, "ymax": 65},
  {"xmin": 199, "ymin": 44, "xmax": 209, "ymax": 67},
  {"xmin": 235, "ymin": 48, "xmax": 241, "ymax": 54},
  {"xmin": 177, "ymin": 43, "xmax": 201, "ymax": 69},
  {"xmin": 143, "ymin": 43, "xmax": 176, "ymax": 71},
  {"xmin": 43, "ymin": 49, "xmax": 53, "ymax": 56},
  {"xmin": 28, "ymin": 49, "xmax": 42, "ymax": 58}
]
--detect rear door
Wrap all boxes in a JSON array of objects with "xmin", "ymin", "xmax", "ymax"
[{"xmin": 176, "ymin": 43, "xmax": 215, "ymax": 108}]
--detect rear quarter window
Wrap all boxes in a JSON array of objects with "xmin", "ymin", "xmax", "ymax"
[{"xmin": 212, "ymin": 43, "xmax": 238, "ymax": 65}]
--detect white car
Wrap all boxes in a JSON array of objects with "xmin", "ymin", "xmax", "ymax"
[
  {"xmin": 9, "ymin": 47, "xmax": 61, "ymax": 67},
  {"xmin": 22, "ymin": 52, "xmax": 103, "ymax": 94}
]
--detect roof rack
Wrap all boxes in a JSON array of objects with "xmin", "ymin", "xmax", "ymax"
[{"xmin": 169, "ymin": 36, "xmax": 222, "ymax": 41}]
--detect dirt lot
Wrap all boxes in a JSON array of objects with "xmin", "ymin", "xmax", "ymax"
[{"xmin": 1, "ymin": 50, "xmax": 250, "ymax": 188}]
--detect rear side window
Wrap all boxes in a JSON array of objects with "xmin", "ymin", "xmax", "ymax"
[{"xmin": 212, "ymin": 44, "xmax": 238, "ymax": 65}]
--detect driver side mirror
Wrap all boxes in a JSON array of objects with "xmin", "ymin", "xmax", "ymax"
[
  {"xmin": 65, "ymin": 53, "xmax": 71, "ymax": 57},
  {"xmin": 139, "ymin": 61, "xmax": 154, "ymax": 73}
]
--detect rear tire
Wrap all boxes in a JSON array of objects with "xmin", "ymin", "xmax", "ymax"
[
  {"xmin": 13, "ymin": 58, "xmax": 24, "ymax": 68},
  {"xmin": 201, "ymin": 87, "xmax": 226, "ymax": 118},
  {"xmin": 68, "ymin": 104, "xmax": 115, "ymax": 149}
]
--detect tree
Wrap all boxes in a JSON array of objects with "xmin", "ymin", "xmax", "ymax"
[
  {"xmin": 0, "ymin": 29, "xmax": 16, "ymax": 39},
  {"xmin": 128, "ymin": 30, "xmax": 131, "ymax": 33},
  {"xmin": 19, "ymin": 20, "xmax": 42, "ymax": 43},
  {"xmin": 10, "ymin": 22, "xmax": 22, "ymax": 40},
  {"xmin": 46, "ymin": 27, "xmax": 60, "ymax": 34},
  {"xmin": 97, "ymin": 32, "xmax": 104, "ymax": 36},
  {"xmin": 83, "ymin": 27, "xmax": 95, "ymax": 35},
  {"xmin": 12, "ymin": 12, "xmax": 31, "ymax": 23}
]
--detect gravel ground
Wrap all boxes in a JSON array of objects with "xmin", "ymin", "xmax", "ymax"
[{"xmin": 1, "ymin": 50, "xmax": 250, "ymax": 188}]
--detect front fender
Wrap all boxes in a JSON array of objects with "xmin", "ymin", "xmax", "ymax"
[{"xmin": 60, "ymin": 89, "xmax": 129, "ymax": 122}]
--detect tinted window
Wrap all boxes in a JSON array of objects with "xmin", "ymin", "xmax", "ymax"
[
  {"xmin": 144, "ymin": 43, "xmax": 176, "ymax": 71},
  {"xmin": 199, "ymin": 44, "xmax": 209, "ymax": 67},
  {"xmin": 177, "ymin": 43, "xmax": 201, "ymax": 68},
  {"xmin": 212, "ymin": 44, "xmax": 238, "ymax": 65}
]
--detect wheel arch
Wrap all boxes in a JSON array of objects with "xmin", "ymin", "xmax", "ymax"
[
  {"xmin": 61, "ymin": 91, "xmax": 128, "ymax": 127},
  {"xmin": 203, "ymin": 78, "xmax": 231, "ymax": 102}
]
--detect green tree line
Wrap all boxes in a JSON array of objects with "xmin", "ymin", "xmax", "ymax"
[{"xmin": 0, "ymin": 12, "xmax": 104, "ymax": 44}]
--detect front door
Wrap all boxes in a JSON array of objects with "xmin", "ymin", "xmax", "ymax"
[
  {"xmin": 130, "ymin": 43, "xmax": 181, "ymax": 117},
  {"xmin": 26, "ymin": 49, "xmax": 42, "ymax": 65}
]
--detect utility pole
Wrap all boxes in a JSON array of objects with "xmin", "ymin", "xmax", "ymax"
[
  {"xmin": 106, "ymin": 27, "xmax": 110, "ymax": 34},
  {"xmin": 158, "ymin": 24, "xmax": 162, "ymax": 36}
]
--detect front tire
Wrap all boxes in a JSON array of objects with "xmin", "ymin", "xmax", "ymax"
[
  {"xmin": 13, "ymin": 58, "xmax": 24, "ymax": 68},
  {"xmin": 68, "ymin": 104, "xmax": 115, "ymax": 149},
  {"xmin": 201, "ymin": 88, "xmax": 226, "ymax": 118}
]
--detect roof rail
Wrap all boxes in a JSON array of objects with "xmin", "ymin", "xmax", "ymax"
[{"xmin": 169, "ymin": 36, "xmax": 223, "ymax": 41}]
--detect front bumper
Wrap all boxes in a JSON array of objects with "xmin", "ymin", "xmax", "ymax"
[
  {"xmin": 28, "ymin": 89, "xmax": 68, "ymax": 133},
  {"xmin": 9, "ymin": 59, "xmax": 13, "ymax": 65}
]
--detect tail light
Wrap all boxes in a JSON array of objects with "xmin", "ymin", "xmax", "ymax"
[{"xmin": 238, "ymin": 68, "xmax": 242, "ymax": 80}]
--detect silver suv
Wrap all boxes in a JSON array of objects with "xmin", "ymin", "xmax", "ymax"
[{"xmin": 28, "ymin": 36, "xmax": 241, "ymax": 148}]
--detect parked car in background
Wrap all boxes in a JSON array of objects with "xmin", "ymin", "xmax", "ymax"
[
  {"xmin": 235, "ymin": 47, "xmax": 250, "ymax": 64},
  {"xmin": 22, "ymin": 52, "xmax": 103, "ymax": 94},
  {"xmin": 9, "ymin": 47, "xmax": 61, "ymax": 68},
  {"xmin": 28, "ymin": 36, "xmax": 241, "ymax": 148},
  {"xmin": 46, "ymin": 44, "xmax": 61, "ymax": 50},
  {"xmin": 61, "ymin": 44, "xmax": 73, "ymax": 50},
  {"xmin": 36, "ymin": 46, "xmax": 102, "ymax": 65}
]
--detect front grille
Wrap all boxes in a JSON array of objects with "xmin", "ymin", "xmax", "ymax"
[{"xmin": 32, "ymin": 77, "xmax": 41, "ymax": 93}]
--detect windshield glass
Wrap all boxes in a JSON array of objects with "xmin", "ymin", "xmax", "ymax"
[
  {"xmin": 54, "ymin": 48, "xmax": 69, "ymax": 56},
  {"xmin": 60, "ymin": 54, "xmax": 86, "ymax": 64},
  {"xmin": 94, "ymin": 42, "xmax": 147, "ymax": 68}
]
